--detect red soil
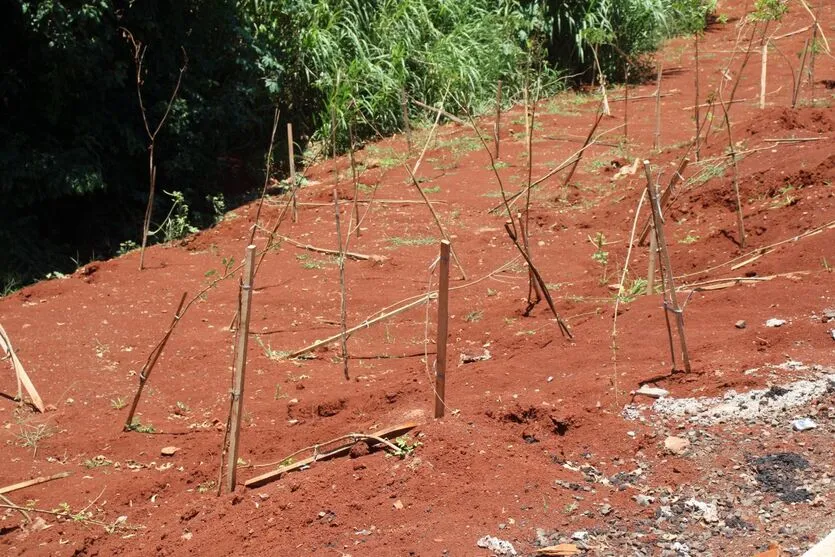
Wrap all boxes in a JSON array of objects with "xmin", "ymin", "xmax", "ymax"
[{"xmin": 2, "ymin": 1, "xmax": 834, "ymax": 555}]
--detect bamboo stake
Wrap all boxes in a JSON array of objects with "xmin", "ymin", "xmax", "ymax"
[
  {"xmin": 759, "ymin": 42, "xmax": 768, "ymax": 109},
  {"xmin": 638, "ymin": 157, "xmax": 690, "ymax": 245},
  {"xmin": 719, "ymin": 95, "xmax": 747, "ymax": 248},
  {"xmin": 809, "ymin": 23, "xmax": 818, "ymax": 104},
  {"xmin": 124, "ymin": 292, "xmax": 187, "ymax": 431},
  {"xmin": 494, "ymin": 79, "xmax": 503, "ymax": 159},
  {"xmin": 644, "ymin": 161, "xmax": 691, "ymax": 374},
  {"xmin": 0, "ymin": 325, "xmax": 45, "ymax": 412},
  {"xmin": 288, "ymin": 123, "xmax": 298, "ymax": 223},
  {"xmin": 333, "ymin": 190, "xmax": 350, "ymax": 380},
  {"xmin": 623, "ymin": 61, "xmax": 630, "ymax": 147},
  {"xmin": 401, "ymin": 87, "xmax": 412, "ymax": 153},
  {"xmin": 694, "ymin": 33, "xmax": 701, "ymax": 160},
  {"xmin": 288, "ymin": 296, "xmax": 434, "ymax": 359},
  {"xmin": 558, "ymin": 106, "xmax": 605, "ymax": 195},
  {"xmin": 647, "ymin": 224, "xmax": 658, "ymax": 296},
  {"xmin": 0, "ymin": 472, "xmax": 72, "ymax": 495},
  {"xmin": 348, "ymin": 119, "xmax": 360, "ymax": 238},
  {"xmin": 248, "ymin": 108, "xmax": 280, "ymax": 247},
  {"xmin": 793, "ymin": 38, "xmax": 811, "ymax": 107},
  {"xmin": 654, "ymin": 61, "xmax": 663, "ymax": 151},
  {"xmin": 402, "ymin": 162, "xmax": 467, "ymax": 280},
  {"xmin": 503, "ymin": 222, "xmax": 572, "ymax": 339},
  {"xmin": 226, "ymin": 245, "xmax": 256, "ymax": 492},
  {"xmin": 434, "ymin": 241, "xmax": 450, "ymax": 419}
]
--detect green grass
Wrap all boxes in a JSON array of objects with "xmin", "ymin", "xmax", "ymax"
[
  {"xmin": 420, "ymin": 185, "xmax": 441, "ymax": 194},
  {"xmin": 296, "ymin": 253, "xmax": 333, "ymax": 269},
  {"xmin": 387, "ymin": 236, "xmax": 437, "ymax": 247},
  {"xmin": 463, "ymin": 310, "xmax": 483, "ymax": 323}
]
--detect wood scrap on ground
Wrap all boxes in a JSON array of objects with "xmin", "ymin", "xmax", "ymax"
[
  {"xmin": 0, "ymin": 324, "xmax": 45, "ymax": 412},
  {"xmin": 245, "ymin": 422, "xmax": 417, "ymax": 488},
  {"xmin": 536, "ymin": 544, "xmax": 581, "ymax": 556},
  {"xmin": 0, "ymin": 471, "xmax": 72, "ymax": 495}
]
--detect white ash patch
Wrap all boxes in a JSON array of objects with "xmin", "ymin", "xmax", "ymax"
[{"xmin": 625, "ymin": 365, "xmax": 835, "ymax": 426}]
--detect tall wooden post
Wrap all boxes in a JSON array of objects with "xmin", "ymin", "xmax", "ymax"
[
  {"xmin": 227, "ymin": 244, "xmax": 256, "ymax": 492},
  {"xmin": 434, "ymin": 240, "xmax": 450, "ymax": 419}
]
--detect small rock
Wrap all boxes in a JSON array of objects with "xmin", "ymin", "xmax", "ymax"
[
  {"xmin": 349, "ymin": 440, "xmax": 370, "ymax": 458},
  {"xmin": 634, "ymin": 494, "xmax": 654, "ymax": 507},
  {"xmin": 822, "ymin": 308, "xmax": 835, "ymax": 322},
  {"xmin": 735, "ymin": 320, "xmax": 747, "ymax": 329},
  {"xmin": 635, "ymin": 385, "xmax": 670, "ymax": 399},
  {"xmin": 792, "ymin": 418, "xmax": 817, "ymax": 431},
  {"xmin": 45, "ymin": 404, "xmax": 58, "ymax": 412},
  {"xmin": 393, "ymin": 499, "xmax": 404, "ymax": 510},
  {"xmin": 765, "ymin": 318, "xmax": 786, "ymax": 327},
  {"xmin": 829, "ymin": 329, "xmax": 835, "ymax": 341},
  {"xmin": 571, "ymin": 531, "xmax": 588, "ymax": 541},
  {"xmin": 600, "ymin": 504, "xmax": 613, "ymax": 516},
  {"xmin": 161, "ymin": 446, "xmax": 180, "ymax": 457},
  {"xmin": 476, "ymin": 535, "xmax": 517, "ymax": 556},
  {"xmin": 460, "ymin": 349, "xmax": 491, "ymax": 365},
  {"xmin": 664, "ymin": 436, "xmax": 691, "ymax": 455},
  {"xmin": 29, "ymin": 516, "xmax": 50, "ymax": 532}
]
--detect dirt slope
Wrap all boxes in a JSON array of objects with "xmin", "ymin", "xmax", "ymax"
[{"xmin": 1, "ymin": 1, "xmax": 835, "ymax": 555}]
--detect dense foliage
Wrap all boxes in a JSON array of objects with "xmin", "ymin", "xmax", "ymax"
[{"xmin": 0, "ymin": 0, "xmax": 712, "ymax": 291}]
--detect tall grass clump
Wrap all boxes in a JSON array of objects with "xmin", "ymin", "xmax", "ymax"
[
  {"xmin": 245, "ymin": 0, "xmax": 562, "ymax": 148},
  {"xmin": 540, "ymin": 0, "xmax": 715, "ymax": 79}
]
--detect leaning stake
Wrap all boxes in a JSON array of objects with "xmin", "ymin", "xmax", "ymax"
[
  {"xmin": 434, "ymin": 241, "xmax": 450, "ymax": 419},
  {"xmin": 644, "ymin": 161, "xmax": 691, "ymax": 374},
  {"xmin": 227, "ymin": 245, "xmax": 256, "ymax": 492},
  {"xmin": 124, "ymin": 292, "xmax": 187, "ymax": 431}
]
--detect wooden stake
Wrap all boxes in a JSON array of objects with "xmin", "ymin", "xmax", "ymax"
[
  {"xmin": 759, "ymin": 42, "xmax": 768, "ymax": 109},
  {"xmin": 434, "ymin": 241, "xmax": 450, "ymax": 419},
  {"xmin": 287, "ymin": 123, "xmax": 298, "ymax": 223},
  {"xmin": 494, "ymin": 79, "xmax": 503, "ymax": 159},
  {"xmin": 226, "ymin": 245, "xmax": 256, "ymax": 492},
  {"xmin": 333, "ymin": 190, "xmax": 350, "ymax": 380},
  {"xmin": 644, "ymin": 161, "xmax": 691, "ymax": 374},
  {"xmin": 654, "ymin": 61, "xmax": 663, "ymax": 151},
  {"xmin": 124, "ymin": 292, "xmax": 187, "ymax": 431}
]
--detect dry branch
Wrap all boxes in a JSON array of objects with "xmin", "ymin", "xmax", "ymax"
[
  {"xmin": 274, "ymin": 233, "xmax": 382, "ymax": 262},
  {"xmin": 245, "ymin": 422, "xmax": 417, "ymax": 488},
  {"xmin": 503, "ymin": 221, "xmax": 572, "ymax": 339},
  {"xmin": 124, "ymin": 292, "xmax": 187, "ymax": 431}
]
